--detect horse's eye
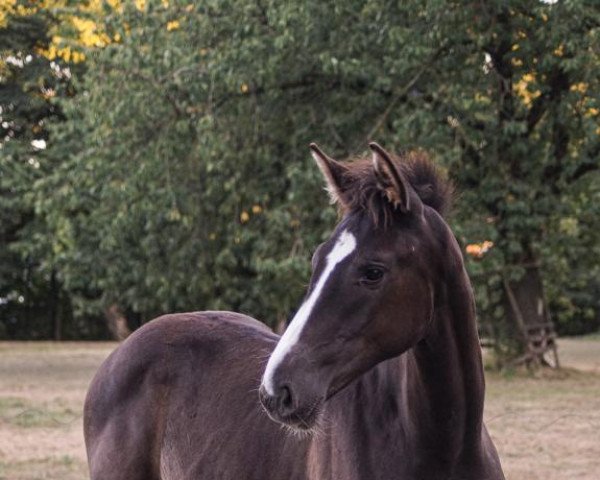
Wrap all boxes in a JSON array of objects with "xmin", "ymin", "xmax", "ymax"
[{"xmin": 362, "ymin": 266, "xmax": 385, "ymax": 285}]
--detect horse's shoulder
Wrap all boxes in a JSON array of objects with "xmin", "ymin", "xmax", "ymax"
[{"xmin": 87, "ymin": 311, "xmax": 277, "ymax": 410}]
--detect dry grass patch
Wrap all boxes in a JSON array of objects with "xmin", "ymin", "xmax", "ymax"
[{"xmin": 0, "ymin": 337, "xmax": 598, "ymax": 479}]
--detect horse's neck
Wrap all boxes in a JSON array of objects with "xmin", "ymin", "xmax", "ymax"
[
  {"xmin": 354, "ymin": 265, "xmax": 486, "ymax": 465},
  {"xmin": 405, "ymin": 264, "xmax": 486, "ymax": 461},
  {"xmin": 315, "ymin": 268, "xmax": 487, "ymax": 478}
]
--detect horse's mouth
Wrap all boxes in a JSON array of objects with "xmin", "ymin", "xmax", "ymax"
[{"xmin": 264, "ymin": 400, "xmax": 323, "ymax": 433}]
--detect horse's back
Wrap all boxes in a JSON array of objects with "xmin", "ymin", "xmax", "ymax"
[{"xmin": 84, "ymin": 311, "xmax": 307, "ymax": 480}]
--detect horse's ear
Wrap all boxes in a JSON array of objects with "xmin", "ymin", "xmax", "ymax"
[
  {"xmin": 369, "ymin": 142, "xmax": 411, "ymax": 213},
  {"xmin": 310, "ymin": 143, "xmax": 350, "ymax": 206}
]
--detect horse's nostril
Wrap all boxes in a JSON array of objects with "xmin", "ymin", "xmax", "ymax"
[
  {"xmin": 260, "ymin": 382, "xmax": 298, "ymax": 419},
  {"xmin": 279, "ymin": 385, "xmax": 293, "ymax": 410}
]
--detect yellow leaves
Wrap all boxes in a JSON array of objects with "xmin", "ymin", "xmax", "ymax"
[
  {"xmin": 71, "ymin": 16, "xmax": 111, "ymax": 47},
  {"xmin": 166, "ymin": 20, "xmax": 180, "ymax": 31},
  {"xmin": 105, "ymin": 0, "xmax": 122, "ymax": 9},
  {"xmin": 137, "ymin": 0, "xmax": 170, "ymax": 10},
  {"xmin": 5, "ymin": 0, "xmax": 185, "ymax": 63},
  {"xmin": 240, "ymin": 83, "xmax": 249, "ymax": 93},
  {"xmin": 15, "ymin": 4, "xmax": 35, "ymax": 17},
  {"xmin": 586, "ymin": 108, "xmax": 599, "ymax": 118},
  {"xmin": 240, "ymin": 205, "xmax": 263, "ymax": 223},
  {"xmin": 86, "ymin": 0, "xmax": 120, "ymax": 10},
  {"xmin": 43, "ymin": 37, "xmax": 85, "ymax": 63},
  {"xmin": 8, "ymin": 0, "xmax": 118, "ymax": 63},
  {"xmin": 185, "ymin": 4, "xmax": 194, "ymax": 12},
  {"xmin": 199, "ymin": 48, "xmax": 209, "ymax": 56},
  {"xmin": 511, "ymin": 57, "xmax": 523, "ymax": 67},
  {"xmin": 0, "ymin": 0, "xmax": 16, "ymax": 27},
  {"xmin": 0, "ymin": 0, "xmax": 17, "ymax": 9},
  {"xmin": 567, "ymin": 83, "xmax": 596, "ymax": 123},
  {"xmin": 553, "ymin": 44, "xmax": 564, "ymax": 57},
  {"xmin": 559, "ymin": 218, "xmax": 579, "ymax": 236},
  {"xmin": 44, "ymin": 44, "xmax": 58, "ymax": 60},
  {"xmin": 570, "ymin": 82, "xmax": 587, "ymax": 94},
  {"xmin": 474, "ymin": 93, "xmax": 488, "ymax": 103},
  {"xmin": 167, "ymin": 208, "xmax": 182, "ymax": 222},
  {"xmin": 40, "ymin": 41, "xmax": 86, "ymax": 64},
  {"xmin": 514, "ymin": 73, "xmax": 541, "ymax": 107},
  {"xmin": 511, "ymin": 44, "xmax": 520, "ymax": 52},
  {"xmin": 466, "ymin": 241, "xmax": 494, "ymax": 259},
  {"xmin": 73, "ymin": 50, "xmax": 88, "ymax": 63}
]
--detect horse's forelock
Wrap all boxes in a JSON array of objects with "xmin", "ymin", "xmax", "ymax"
[{"xmin": 339, "ymin": 151, "xmax": 454, "ymax": 225}]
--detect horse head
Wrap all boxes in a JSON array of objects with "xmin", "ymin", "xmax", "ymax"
[{"xmin": 259, "ymin": 142, "xmax": 456, "ymax": 432}]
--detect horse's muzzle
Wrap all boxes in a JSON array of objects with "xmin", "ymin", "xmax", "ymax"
[{"xmin": 258, "ymin": 384, "xmax": 321, "ymax": 430}]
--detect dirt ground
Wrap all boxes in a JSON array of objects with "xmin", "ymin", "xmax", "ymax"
[{"xmin": 0, "ymin": 337, "xmax": 599, "ymax": 480}]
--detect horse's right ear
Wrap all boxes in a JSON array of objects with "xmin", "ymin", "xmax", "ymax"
[
  {"xmin": 310, "ymin": 143, "xmax": 350, "ymax": 206},
  {"xmin": 369, "ymin": 142, "xmax": 412, "ymax": 213}
]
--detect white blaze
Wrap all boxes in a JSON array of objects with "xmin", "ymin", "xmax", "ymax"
[{"xmin": 262, "ymin": 229, "xmax": 357, "ymax": 395}]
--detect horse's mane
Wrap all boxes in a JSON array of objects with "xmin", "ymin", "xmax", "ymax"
[{"xmin": 339, "ymin": 150, "xmax": 454, "ymax": 225}]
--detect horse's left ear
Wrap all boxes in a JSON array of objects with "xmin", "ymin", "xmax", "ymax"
[
  {"xmin": 310, "ymin": 143, "xmax": 350, "ymax": 206},
  {"xmin": 369, "ymin": 142, "xmax": 412, "ymax": 213}
]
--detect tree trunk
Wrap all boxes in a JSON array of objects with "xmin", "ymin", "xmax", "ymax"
[
  {"xmin": 502, "ymin": 265, "xmax": 559, "ymax": 368},
  {"xmin": 104, "ymin": 304, "xmax": 132, "ymax": 341},
  {"xmin": 50, "ymin": 270, "xmax": 62, "ymax": 341}
]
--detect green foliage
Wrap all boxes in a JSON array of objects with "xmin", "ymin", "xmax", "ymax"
[
  {"xmin": 0, "ymin": 1, "xmax": 104, "ymax": 339},
  {"xmin": 2, "ymin": 0, "xmax": 599, "ymax": 341},
  {"xmin": 1, "ymin": 5, "xmax": 63, "ymax": 338},
  {"xmin": 542, "ymin": 173, "xmax": 600, "ymax": 335},
  {"xmin": 375, "ymin": 0, "xmax": 600, "ymax": 351}
]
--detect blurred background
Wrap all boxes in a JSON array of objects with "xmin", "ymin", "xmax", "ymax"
[{"xmin": 0, "ymin": 0, "xmax": 598, "ymax": 479}]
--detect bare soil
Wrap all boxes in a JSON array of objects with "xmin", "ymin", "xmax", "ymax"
[{"xmin": 0, "ymin": 338, "xmax": 598, "ymax": 479}]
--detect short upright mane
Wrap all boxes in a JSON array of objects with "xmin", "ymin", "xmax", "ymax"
[{"xmin": 340, "ymin": 150, "xmax": 454, "ymax": 223}]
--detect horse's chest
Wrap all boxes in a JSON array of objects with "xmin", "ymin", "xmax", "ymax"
[{"xmin": 309, "ymin": 430, "xmax": 410, "ymax": 480}]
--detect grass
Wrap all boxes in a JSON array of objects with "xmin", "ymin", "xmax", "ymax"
[
  {"xmin": 484, "ymin": 366, "xmax": 600, "ymax": 479},
  {"xmin": 0, "ymin": 341, "xmax": 115, "ymax": 480},
  {"xmin": 0, "ymin": 336, "xmax": 599, "ymax": 479},
  {"xmin": 0, "ymin": 397, "xmax": 78, "ymax": 429},
  {"xmin": 571, "ymin": 331, "xmax": 600, "ymax": 340},
  {"xmin": 0, "ymin": 456, "xmax": 78, "ymax": 480}
]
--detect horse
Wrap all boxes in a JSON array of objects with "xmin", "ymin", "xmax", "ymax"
[{"xmin": 84, "ymin": 142, "xmax": 505, "ymax": 480}]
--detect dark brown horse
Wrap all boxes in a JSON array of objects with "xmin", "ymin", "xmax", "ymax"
[{"xmin": 84, "ymin": 143, "xmax": 505, "ymax": 480}]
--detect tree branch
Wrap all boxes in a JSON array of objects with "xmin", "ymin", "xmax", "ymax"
[
  {"xmin": 357, "ymin": 46, "xmax": 446, "ymax": 151},
  {"xmin": 567, "ymin": 159, "xmax": 600, "ymax": 184}
]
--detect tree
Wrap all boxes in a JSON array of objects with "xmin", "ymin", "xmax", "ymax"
[
  {"xmin": 13, "ymin": 0, "xmax": 599, "ymax": 358},
  {"xmin": 383, "ymin": 1, "xmax": 599, "ymax": 364},
  {"xmin": 1, "ymin": 3, "xmax": 70, "ymax": 339},
  {"xmin": 0, "ymin": 0, "xmax": 112, "ymax": 339}
]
